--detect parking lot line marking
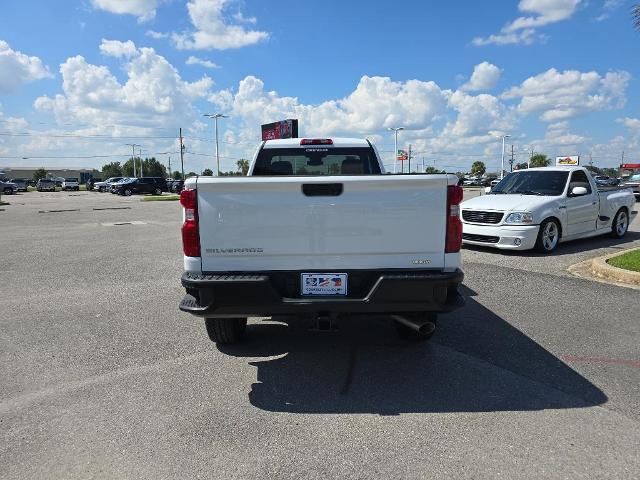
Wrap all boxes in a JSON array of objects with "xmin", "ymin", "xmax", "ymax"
[
  {"xmin": 561, "ymin": 355, "xmax": 640, "ymax": 369},
  {"xmin": 38, "ymin": 209, "xmax": 81, "ymax": 213},
  {"xmin": 101, "ymin": 221, "xmax": 147, "ymax": 226},
  {"xmin": 92, "ymin": 207, "xmax": 131, "ymax": 211}
]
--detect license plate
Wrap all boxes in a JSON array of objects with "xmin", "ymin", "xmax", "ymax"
[{"xmin": 301, "ymin": 273, "xmax": 347, "ymax": 296}]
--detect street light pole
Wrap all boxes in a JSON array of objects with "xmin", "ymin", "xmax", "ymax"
[
  {"xmin": 500, "ymin": 135, "xmax": 510, "ymax": 179},
  {"xmin": 125, "ymin": 143, "xmax": 140, "ymax": 177},
  {"xmin": 388, "ymin": 127, "xmax": 404, "ymax": 174},
  {"xmin": 204, "ymin": 113, "xmax": 229, "ymax": 176}
]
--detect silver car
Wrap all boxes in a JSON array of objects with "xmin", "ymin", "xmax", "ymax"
[{"xmin": 1, "ymin": 180, "xmax": 18, "ymax": 194}]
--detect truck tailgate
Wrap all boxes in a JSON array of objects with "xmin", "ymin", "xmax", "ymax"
[{"xmin": 196, "ymin": 175, "xmax": 449, "ymax": 272}]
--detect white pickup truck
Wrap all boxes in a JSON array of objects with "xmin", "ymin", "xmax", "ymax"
[
  {"xmin": 461, "ymin": 166, "xmax": 637, "ymax": 252},
  {"xmin": 179, "ymin": 137, "xmax": 465, "ymax": 344}
]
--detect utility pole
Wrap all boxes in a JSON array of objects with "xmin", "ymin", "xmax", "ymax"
[
  {"xmin": 500, "ymin": 134, "xmax": 511, "ymax": 179},
  {"xmin": 529, "ymin": 147, "xmax": 534, "ymax": 169},
  {"xmin": 388, "ymin": 127, "xmax": 404, "ymax": 174},
  {"xmin": 125, "ymin": 143, "xmax": 140, "ymax": 177},
  {"xmin": 589, "ymin": 153, "xmax": 593, "ymax": 168},
  {"xmin": 509, "ymin": 144, "xmax": 515, "ymax": 172},
  {"xmin": 179, "ymin": 128, "xmax": 185, "ymax": 180},
  {"xmin": 138, "ymin": 147, "xmax": 144, "ymax": 177},
  {"xmin": 168, "ymin": 156, "xmax": 171, "ymax": 178},
  {"xmin": 204, "ymin": 113, "xmax": 229, "ymax": 176},
  {"xmin": 408, "ymin": 144, "xmax": 412, "ymax": 173}
]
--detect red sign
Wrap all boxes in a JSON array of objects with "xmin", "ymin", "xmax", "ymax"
[
  {"xmin": 261, "ymin": 119, "xmax": 298, "ymax": 141},
  {"xmin": 621, "ymin": 163, "xmax": 640, "ymax": 169}
]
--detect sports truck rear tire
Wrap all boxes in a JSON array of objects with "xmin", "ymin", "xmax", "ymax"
[{"xmin": 205, "ymin": 317, "xmax": 247, "ymax": 344}]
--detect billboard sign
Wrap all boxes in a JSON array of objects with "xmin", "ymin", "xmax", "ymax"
[
  {"xmin": 397, "ymin": 149, "xmax": 409, "ymax": 161},
  {"xmin": 261, "ymin": 119, "xmax": 299, "ymax": 141},
  {"xmin": 621, "ymin": 163, "xmax": 640, "ymax": 169},
  {"xmin": 556, "ymin": 155, "xmax": 579, "ymax": 166}
]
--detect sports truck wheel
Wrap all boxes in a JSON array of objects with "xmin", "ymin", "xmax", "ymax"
[
  {"xmin": 610, "ymin": 208, "xmax": 629, "ymax": 239},
  {"xmin": 535, "ymin": 219, "xmax": 560, "ymax": 253}
]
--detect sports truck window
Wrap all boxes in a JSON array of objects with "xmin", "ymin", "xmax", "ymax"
[{"xmin": 252, "ymin": 147, "xmax": 382, "ymax": 176}]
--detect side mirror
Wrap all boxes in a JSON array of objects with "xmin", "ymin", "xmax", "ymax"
[
  {"xmin": 571, "ymin": 186, "xmax": 588, "ymax": 196},
  {"xmin": 484, "ymin": 187, "xmax": 492, "ymax": 194}
]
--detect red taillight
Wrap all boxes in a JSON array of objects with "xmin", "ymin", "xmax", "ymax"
[
  {"xmin": 300, "ymin": 138, "xmax": 333, "ymax": 145},
  {"xmin": 180, "ymin": 189, "xmax": 200, "ymax": 257},
  {"xmin": 446, "ymin": 185, "xmax": 463, "ymax": 253}
]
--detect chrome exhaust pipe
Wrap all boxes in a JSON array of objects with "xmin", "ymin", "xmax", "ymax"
[{"xmin": 391, "ymin": 315, "xmax": 436, "ymax": 335}]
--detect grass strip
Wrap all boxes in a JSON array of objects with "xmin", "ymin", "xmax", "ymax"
[
  {"xmin": 141, "ymin": 195, "xmax": 180, "ymax": 202},
  {"xmin": 607, "ymin": 250, "xmax": 640, "ymax": 273}
]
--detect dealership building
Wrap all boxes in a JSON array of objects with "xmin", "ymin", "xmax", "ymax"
[{"xmin": 0, "ymin": 166, "xmax": 98, "ymax": 183}]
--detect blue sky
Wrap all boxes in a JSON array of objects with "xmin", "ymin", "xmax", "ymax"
[{"xmin": 0, "ymin": 0, "xmax": 638, "ymax": 173}]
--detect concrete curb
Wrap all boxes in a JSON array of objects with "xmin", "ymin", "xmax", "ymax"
[{"xmin": 590, "ymin": 247, "xmax": 640, "ymax": 287}]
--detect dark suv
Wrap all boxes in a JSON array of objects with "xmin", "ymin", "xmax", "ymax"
[{"xmin": 113, "ymin": 177, "xmax": 168, "ymax": 196}]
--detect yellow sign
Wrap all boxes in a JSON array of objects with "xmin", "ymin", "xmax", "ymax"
[{"xmin": 556, "ymin": 156, "xmax": 579, "ymax": 166}]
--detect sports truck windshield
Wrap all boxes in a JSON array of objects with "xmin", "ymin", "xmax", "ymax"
[
  {"xmin": 491, "ymin": 171, "xmax": 569, "ymax": 196},
  {"xmin": 252, "ymin": 147, "xmax": 382, "ymax": 176}
]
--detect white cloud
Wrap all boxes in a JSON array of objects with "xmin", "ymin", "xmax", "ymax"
[
  {"xmin": 91, "ymin": 0, "xmax": 164, "ymax": 22},
  {"xmin": 472, "ymin": 0, "xmax": 581, "ymax": 46},
  {"xmin": 186, "ymin": 55, "xmax": 220, "ymax": 69},
  {"xmin": 34, "ymin": 41, "xmax": 213, "ymax": 130},
  {"xmin": 232, "ymin": 12, "xmax": 257, "ymax": 24},
  {"xmin": 0, "ymin": 40, "xmax": 52, "ymax": 92},
  {"xmin": 145, "ymin": 30, "xmax": 169, "ymax": 39},
  {"xmin": 461, "ymin": 62, "xmax": 502, "ymax": 91},
  {"xmin": 213, "ymin": 75, "xmax": 449, "ymax": 138},
  {"xmin": 595, "ymin": 0, "xmax": 626, "ymax": 21},
  {"xmin": 99, "ymin": 39, "xmax": 138, "ymax": 58},
  {"xmin": 172, "ymin": 0, "xmax": 269, "ymax": 50},
  {"xmin": 502, "ymin": 68, "xmax": 630, "ymax": 121}
]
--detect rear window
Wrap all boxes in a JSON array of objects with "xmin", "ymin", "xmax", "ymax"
[
  {"xmin": 628, "ymin": 174, "xmax": 640, "ymax": 182},
  {"xmin": 39, "ymin": 179, "xmax": 53, "ymax": 183},
  {"xmin": 65, "ymin": 178, "xmax": 78, "ymax": 182},
  {"xmin": 253, "ymin": 147, "xmax": 382, "ymax": 176}
]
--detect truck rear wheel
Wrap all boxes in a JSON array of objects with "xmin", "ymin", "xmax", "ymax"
[
  {"xmin": 204, "ymin": 317, "xmax": 247, "ymax": 344},
  {"xmin": 394, "ymin": 313, "xmax": 437, "ymax": 342},
  {"xmin": 610, "ymin": 208, "xmax": 629, "ymax": 238}
]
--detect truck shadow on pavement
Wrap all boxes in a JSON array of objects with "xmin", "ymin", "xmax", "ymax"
[{"xmin": 217, "ymin": 286, "xmax": 607, "ymax": 414}]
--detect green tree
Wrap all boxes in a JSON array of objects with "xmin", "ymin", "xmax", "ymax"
[
  {"xmin": 172, "ymin": 171, "xmax": 183, "ymax": 180},
  {"xmin": 140, "ymin": 157, "xmax": 166, "ymax": 177},
  {"xmin": 33, "ymin": 168, "xmax": 47, "ymax": 182},
  {"xmin": 237, "ymin": 159, "xmax": 250, "ymax": 175},
  {"xmin": 530, "ymin": 154, "xmax": 550, "ymax": 168},
  {"xmin": 202, "ymin": 168, "xmax": 214, "ymax": 176},
  {"xmin": 424, "ymin": 166, "xmax": 444, "ymax": 174},
  {"xmin": 101, "ymin": 162, "xmax": 123, "ymax": 178},
  {"xmin": 515, "ymin": 162, "xmax": 528, "ymax": 170},
  {"xmin": 470, "ymin": 161, "xmax": 486, "ymax": 176},
  {"xmin": 122, "ymin": 158, "xmax": 139, "ymax": 177},
  {"xmin": 633, "ymin": 5, "xmax": 640, "ymax": 30},
  {"xmin": 186, "ymin": 171, "xmax": 198, "ymax": 177}
]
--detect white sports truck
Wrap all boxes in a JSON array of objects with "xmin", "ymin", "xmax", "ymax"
[
  {"xmin": 179, "ymin": 138, "xmax": 465, "ymax": 344},
  {"xmin": 461, "ymin": 166, "xmax": 637, "ymax": 252}
]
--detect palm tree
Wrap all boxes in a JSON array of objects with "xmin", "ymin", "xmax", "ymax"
[
  {"xmin": 236, "ymin": 159, "xmax": 250, "ymax": 176},
  {"xmin": 634, "ymin": 5, "xmax": 640, "ymax": 30}
]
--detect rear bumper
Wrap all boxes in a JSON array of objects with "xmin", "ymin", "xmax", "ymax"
[
  {"xmin": 180, "ymin": 269, "xmax": 464, "ymax": 318},
  {"xmin": 462, "ymin": 223, "xmax": 539, "ymax": 250}
]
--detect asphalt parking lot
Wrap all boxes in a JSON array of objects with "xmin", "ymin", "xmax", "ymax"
[{"xmin": 1, "ymin": 190, "xmax": 639, "ymax": 479}]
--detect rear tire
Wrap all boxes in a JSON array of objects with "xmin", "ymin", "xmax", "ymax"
[
  {"xmin": 153, "ymin": 187, "xmax": 162, "ymax": 195},
  {"xmin": 124, "ymin": 189, "xmax": 132, "ymax": 196},
  {"xmin": 534, "ymin": 218, "xmax": 560, "ymax": 253},
  {"xmin": 394, "ymin": 313, "xmax": 437, "ymax": 342},
  {"xmin": 610, "ymin": 208, "xmax": 629, "ymax": 238},
  {"xmin": 205, "ymin": 318, "xmax": 247, "ymax": 344}
]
